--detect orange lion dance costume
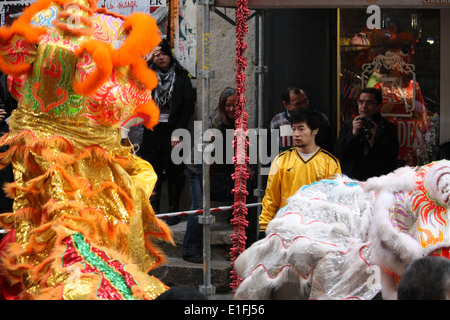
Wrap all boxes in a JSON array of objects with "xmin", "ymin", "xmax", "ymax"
[{"xmin": 0, "ymin": 0, "xmax": 173, "ymax": 300}]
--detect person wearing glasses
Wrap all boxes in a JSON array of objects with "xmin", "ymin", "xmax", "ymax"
[
  {"xmin": 270, "ymin": 84, "xmax": 334, "ymax": 154},
  {"xmin": 335, "ymin": 87, "xmax": 399, "ymax": 181},
  {"xmin": 269, "ymin": 84, "xmax": 311, "ymax": 153}
]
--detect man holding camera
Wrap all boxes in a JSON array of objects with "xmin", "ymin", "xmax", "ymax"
[{"xmin": 335, "ymin": 87, "xmax": 399, "ymax": 181}]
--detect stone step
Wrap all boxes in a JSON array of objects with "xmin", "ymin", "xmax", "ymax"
[
  {"xmin": 152, "ymin": 209, "xmax": 258, "ymax": 295},
  {"xmin": 151, "ymin": 215, "xmax": 236, "ymax": 293},
  {"xmin": 158, "ymin": 207, "xmax": 259, "ymax": 252},
  {"xmin": 149, "ymin": 256, "xmax": 233, "ymax": 293},
  {"xmin": 156, "ymin": 217, "xmax": 234, "ymax": 261},
  {"xmin": 168, "ymin": 217, "xmax": 234, "ymax": 245}
]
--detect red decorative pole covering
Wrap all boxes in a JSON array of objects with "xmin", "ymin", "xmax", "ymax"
[{"xmin": 230, "ymin": 0, "xmax": 250, "ymax": 291}]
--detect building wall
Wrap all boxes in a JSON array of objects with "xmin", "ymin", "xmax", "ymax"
[
  {"xmin": 196, "ymin": 8, "xmax": 336, "ymax": 135},
  {"xmin": 196, "ymin": 6, "xmax": 256, "ymax": 127},
  {"xmin": 263, "ymin": 9, "xmax": 336, "ymax": 129}
]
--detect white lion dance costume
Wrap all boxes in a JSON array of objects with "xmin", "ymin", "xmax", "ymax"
[
  {"xmin": 0, "ymin": 0, "xmax": 173, "ymax": 300},
  {"xmin": 234, "ymin": 161, "xmax": 450, "ymax": 300}
]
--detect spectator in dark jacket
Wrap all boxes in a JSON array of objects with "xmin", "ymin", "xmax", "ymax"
[
  {"xmin": 140, "ymin": 39, "xmax": 195, "ymax": 225},
  {"xmin": 335, "ymin": 87, "xmax": 399, "ymax": 181}
]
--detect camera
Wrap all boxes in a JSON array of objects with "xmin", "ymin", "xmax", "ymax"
[
  {"xmin": 360, "ymin": 117, "xmax": 373, "ymax": 130},
  {"xmin": 357, "ymin": 117, "xmax": 374, "ymax": 141},
  {"xmin": 357, "ymin": 117, "xmax": 374, "ymax": 155}
]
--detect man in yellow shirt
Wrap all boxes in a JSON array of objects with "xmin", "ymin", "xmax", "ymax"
[{"xmin": 259, "ymin": 108, "xmax": 341, "ymax": 237}]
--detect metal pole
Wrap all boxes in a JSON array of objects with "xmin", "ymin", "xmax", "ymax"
[
  {"xmin": 255, "ymin": 10, "xmax": 266, "ymax": 234},
  {"xmin": 198, "ymin": 0, "xmax": 215, "ymax": 298},
  {"xmin": 258, "ymin": 11, "xmax": 264, "ymax": 145}
]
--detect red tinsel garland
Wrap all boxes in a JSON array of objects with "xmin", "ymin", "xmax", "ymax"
[{"xmin": 230, "ymin": 0, "xmax": 250, "ymax": 291}]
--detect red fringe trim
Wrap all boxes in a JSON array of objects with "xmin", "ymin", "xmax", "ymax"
[{"xmin": 230, "ymin": 0, "xmax": 251, "ymax": 291}]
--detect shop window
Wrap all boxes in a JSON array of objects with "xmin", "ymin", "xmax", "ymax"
[{"xmin": 339, "ymin": 9, "xmax": 440, "ymax": 166}]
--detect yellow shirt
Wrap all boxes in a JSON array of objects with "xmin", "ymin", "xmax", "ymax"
[{"xmin": 259, "ymin": 147, "xmax": 341, "ymax": 232}]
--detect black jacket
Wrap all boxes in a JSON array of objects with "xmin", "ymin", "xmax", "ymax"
[
  {"xmin": 149, "ymin": 64, "xmax": 196, "ymax": 132},
  {"xmin": 335, "ymin": 112, "xmax": 399, "ymax": 181},
  {"xmin": 140, "ymin": 64, "xmax": 195, "ymax": 157}
]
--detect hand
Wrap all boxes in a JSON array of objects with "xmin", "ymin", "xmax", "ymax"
[
  {"xmin": 352, "ymin": 116, "xmax": 364, "ymax": 137},
  {"xmin": 353, "ymin": 116, "xmax": 377, "ymax": 146},
  {"xmin": 0, "ymin": 109, "xmax": 7, "ymax": 121},
  {"xmin": 171, "ymin": 136, "xmax": 182, "ymax": 148},
  {"xmin": 147, "ymin": 46, "xmax": 162, "ymax": 63}
]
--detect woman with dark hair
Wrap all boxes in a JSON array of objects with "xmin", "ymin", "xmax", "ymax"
[
  {"xmin": 209, "ymin": 87, "xmax": 238, "ymax": 202},
  {"xmin": 182, "ymin": 87, "xmax": 236, "ymax": 263},
  {"xmin": 141, "ymin": 39, "xmax": 196, "ymax": 225},
  {"xmin": 213, "ymin": 87, "xmax": 236, "ymax": 127}
]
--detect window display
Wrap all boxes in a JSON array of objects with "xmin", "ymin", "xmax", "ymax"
[{"xmin": 339, "ymin": 9, "xmax": 440, "ymax": 166}]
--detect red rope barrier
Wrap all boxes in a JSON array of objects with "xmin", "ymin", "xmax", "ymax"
[{"xmin": 230, "ymin": 0, "xmax": 250, "ymax": 291}]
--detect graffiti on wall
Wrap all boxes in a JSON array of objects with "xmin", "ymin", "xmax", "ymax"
[
  {"xmin": 174, "ymin": 0, "xmax": 197, "ymax": 76},
  {"xmin": 100, "ymin": 0, "xmax": 169, "ymax": 37},
  {"xmin": 0, "ymin": 0, "xmax": 194, "ymax": 76}
]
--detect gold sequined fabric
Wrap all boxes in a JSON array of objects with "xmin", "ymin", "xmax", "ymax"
[{"xmin": 0, "ymin": 0, "xmax": 171, "ymax": 300}]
